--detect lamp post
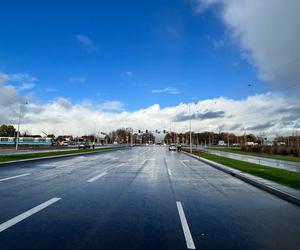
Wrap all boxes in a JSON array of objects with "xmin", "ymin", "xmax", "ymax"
[
  {"xmin": 15, "ymin": 101, "xmax": 28, "ymax": 151},
  {"xmin": 189, "ymin": 104, "xmax": 192, "ymax": 153}
]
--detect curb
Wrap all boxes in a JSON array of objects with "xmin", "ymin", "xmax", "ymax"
[
  {"xmin": 182, "ymin": 151, "xmax": 300, "ymax": 207},
  {"xmin": 0, "ymin": 147, "xmax": 130, "ymax": 166}
]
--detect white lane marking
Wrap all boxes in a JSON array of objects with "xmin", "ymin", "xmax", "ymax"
[
  {"xmin": 168, "ymin": 168, "xmax": 172, "ymax": 176},
  {"xmin": 87, "ymin": 172, "xmax": 107, "ymax": 183},
  {"xmin": 0, "ymin": 173, "xmax": 30, "ymax": 182},
  {"xmin": 0, "ymin": 197, "xmax": 61, "ymax": 233},
  {"xmin": 180, "ymin": 160, "xmax": 189, "ymax": 168},
  {"xmin": 105, "ymin": 157, "xmax": 119, "ymax": 162},
  {"xmin": 141, "ymin": 158, "xmax": 155, "ymax": 165},
  {"xmin": 115, "ymin": 163, "xmax": 125, "ymax": 168},
  {"xmin": 176, "ymin": 201, "xmax": 196, "ymax": 249}
]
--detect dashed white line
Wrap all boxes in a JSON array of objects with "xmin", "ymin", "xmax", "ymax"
[
  {"xmin": 168, "ymin": 168, "xmax": 172, "ymax": 176},
  {"xmin": 141, "ymin": 158, "xmax": 155, "ymax": 165},
  {"xmin": 176, "ymin": 201, "xmax": 196, "ymax": 249},
  {"xmin": 115, "ymin": 163, "xmax": 125, "ymax": 168},
  {"xmin": 0, "ymin": 173, "xmax": 30, "ymax": 182},
  {"xmin": 87, "ymin": 172, "xmax": 107, "ymax": 182},
  {"xmin": 180, "ymin": 160, "xmax": 189, "ymax": 168},
  {"xmin": 0, "ymin": 197, "xmax": 61, "ymax": 233}
]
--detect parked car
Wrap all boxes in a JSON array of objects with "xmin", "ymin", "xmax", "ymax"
[
  {"xmin": 169, "ymin": 144, "xmax": 177, "ymax": 151},
  {"xmin": 78, "ymin": 142, "xmax": 91, "ymax": 149}
]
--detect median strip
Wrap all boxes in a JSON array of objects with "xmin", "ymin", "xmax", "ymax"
[
  {"xmin": 0, "ymin": 197, "xmax": 61, "ymax": 232},
  {"xmin": 0, "ymin": 147, "xmax": 128, "ymax": 165}
]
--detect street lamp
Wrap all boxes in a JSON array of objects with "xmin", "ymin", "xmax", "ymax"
[
  {"xmin": 189, "ymin": 103, "xmax": 192, "ymax": 153},
  {"xmin": 15, "ymin": 101, "xmax": 28, "ymax": 151}
]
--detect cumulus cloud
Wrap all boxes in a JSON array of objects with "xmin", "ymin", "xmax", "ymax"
[
  {"xmin": 196, "ymin": 0, "xmax": 300, "ymax": 90},
  {"xmin": 100, "ymin": 101, "xmax": 124, "ymax": 111},
  {"xmin": 76, "ymin": 34, "xmax": 98, "ymax": 52},
  {"xmin": 152, "ymin": 87, "xmax": 180, "ymax": 95},
  {"xmin": 1, "ymin": 76, "xmax": 299, "ymax": 136}
]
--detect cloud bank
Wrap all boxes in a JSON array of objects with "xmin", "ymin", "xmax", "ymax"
[
  {"xmin": 196, "ymin": 0, "xmax": 300, "ymax": 90},
  {"xmin": 0, "ymin": 78, "xmax": 299, "ymax": 136}
]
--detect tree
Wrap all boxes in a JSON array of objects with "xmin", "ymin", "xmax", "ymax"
[{"xmin": 0, "ymin": 125, "xmax": 16, "ymax": 137}]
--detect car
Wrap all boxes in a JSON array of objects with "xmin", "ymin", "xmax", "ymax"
[
  {"xmin": 169, "ymin": 144, "xmax": 177, "ymax": 151},
  {"xmin": 78, "ymin": 142, "xmax": 91, "ymax": 149},
  {"xmin": 60, "ymin": 141, "xmax": 69, "ymax": 147}
]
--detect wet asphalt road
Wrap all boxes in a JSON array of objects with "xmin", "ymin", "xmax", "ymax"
[{"xmin": 0, "ymin": 146, "xmax": 300, "ymax": 250}]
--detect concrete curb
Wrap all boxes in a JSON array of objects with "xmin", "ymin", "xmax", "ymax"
[
  {"xmin": 0, "ymin": 147, "xmax": 130, "ymax": 166},
  {"xmin": 182, "ymin": 151, "xmax": 300, "ymax": 207}
]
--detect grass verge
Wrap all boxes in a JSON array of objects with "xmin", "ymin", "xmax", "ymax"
[
  {"xmin": 0, "ymin": 147, "xmax": 119, "ymax": 163},
  {"xmin": 208, "ymin": 147, "xmax": 300, "ymax": 163},
  {"xmin": 185, "ymin": 149, "xmax": 300, "ymax": 190}
]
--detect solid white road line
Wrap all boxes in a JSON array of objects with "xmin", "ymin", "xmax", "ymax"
[
  {"xmin": 176, "ymin": 201, "xmax": 196, "ymax": 249},
  {"xmin": 0, "ymin": 197, "xmax": 61, "ymax": 233},
  {"xmin": 115, "ymin": 163, "xmax": 125, "ymax": 168},
  {"xmin": 87, "ymin": 172, "xmax": 107, "ymax": 183},
  {"xmin": 0, "ymin": 173, "xmax": 30, "ymax": 182},
  {"xmin": 180, "ymin": 160, "xmax": 189, "ymax": 168},
  {"xmin": 168, "ymin": 168, "xmax": 172, "ymax": 176},
  {"xmin": 141, "ymin": 158, "xmax": 155, "ymax": 165}
]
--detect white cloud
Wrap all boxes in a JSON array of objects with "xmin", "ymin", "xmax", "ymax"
[
  {"xmin": 1, "ymin": 76, "xmax": 299, "ymax": 136},
  {"xmin": 196, "ymin": 0, "xmax": 300, "ymax": 90},
  {"xmin": 68, "ymin": 76, "xmax": 87, "ymax": 83},
  {"xmin": 100, "ymin": 101, "xmax": 124, "ymax": 111},
  {"xmin": 0, "ymin": 72, "xmax": 38, "ymax": 83},
  {"xmin": 76, "ymin": 34, "xmax": 98, "ymax": 52},
  {"xmin": 45, "ymin": 88, "xmax": 59, "ymax": 92},
  {"xmin": 18, "ymin": 83, "xmax": 35, "ymax": 91},
  {"xmin": 152, "ymin": 87, "xmax": 180, "ymax": 95},
  {"xmin": 1, "ymin": 73, "xmax": 299, "ymax": 136}
]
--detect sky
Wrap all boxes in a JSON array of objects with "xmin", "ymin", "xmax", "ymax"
[{"xmin": 0, "ymin": 0, "xmax": 300, "ymax": 136}]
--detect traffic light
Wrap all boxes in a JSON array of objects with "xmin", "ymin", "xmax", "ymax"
[
  {"xmin": 163, "ymin": 130, "xmax": 166, "ymax": 133},
  {"xmin": 146, "ymin": 129, "xmax": 148, "ymax": 133},
  {"xmin": 138, "ymin": 130, "xmax": 141, "ymax": 133}
]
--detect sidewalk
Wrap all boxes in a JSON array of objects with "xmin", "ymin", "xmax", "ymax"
[{"xmin": 182, "ymin": 151, "xmax": 300, "ymax": 207}]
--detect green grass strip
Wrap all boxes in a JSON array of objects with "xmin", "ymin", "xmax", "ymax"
[
  {"xmin": 0, "ymin": 147, "xmax": 118, "ymax": 163},
  {"xmin": 208, "ymin": 147, "xmax": 300, "ymax": 163},
  {"xmin": 188, "ymin": 149, "xmax": 300, "ymax": 190}
]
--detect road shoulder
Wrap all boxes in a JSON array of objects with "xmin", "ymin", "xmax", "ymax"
[{"xmin": 182, "ymin": 151, "xmax": 300, "ymax": 207}]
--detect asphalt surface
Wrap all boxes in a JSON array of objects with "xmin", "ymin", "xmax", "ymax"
[
  {"xmin": 0, "ymin": 146, "xmax": 299, "ymax": 250},
  {"xmin": 0, "ymin": 144, "xmax": 118, "ymax": 155},
  {"xmin": 206, "ymin": 148, "xmax": 300, "ymax": 172}
]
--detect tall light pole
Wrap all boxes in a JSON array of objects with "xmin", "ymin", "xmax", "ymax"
[
  {"xmin": 189, "ymin": 104, "xmax": 192, "ymax": 153},
  {"xmin": 15, "ymin": 101, "xmax": 28, "ymax": 151}
]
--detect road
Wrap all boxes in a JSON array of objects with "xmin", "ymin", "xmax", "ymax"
[
  {"xmin": 206, "ymin": 148, "xmax": 300, "ymax": 172},
  {"xmin": 0, "ymin": 144, "xmax": 120, "ymax": 156},
  {"xmin": 0, "ymin": 146, "xmax": 299, "ymax": 249}
]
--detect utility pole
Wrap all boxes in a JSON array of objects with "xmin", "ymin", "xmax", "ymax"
[
  {"xmin": 15, "ymin": 101, "xmax": 28, "ymax": 151},
  {"xmin": 189, "ymin": 104, "xmax": 192, "ymax": 153},
  {"xmin": 227, "ymin": 133, "xmax": 229, "ymax": 148}
]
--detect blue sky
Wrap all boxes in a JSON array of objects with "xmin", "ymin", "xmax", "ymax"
[{"xmin": 0, "ymin": 0, "xmax": 268, "ymax": 111}]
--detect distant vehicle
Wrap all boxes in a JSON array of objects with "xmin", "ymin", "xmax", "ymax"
[
  {"xmin": 60, "ymin": 141, "xmax": 69, "ymax": 147},
  {"xmin": 218, "ymin": 140, "xmax": 226, "ymax": 146},
  {"xmin": 169, "ymin": 144, "xmax": 177, "ymax": 151},
  {"xmin": 78, "ymin": 142, "xmax": 91, "ymax": 149},
  {"xmin": 113, "ymin": 141, "xmax": 118, "ymax": 145}
]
